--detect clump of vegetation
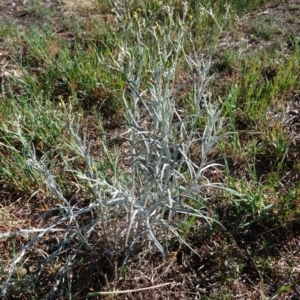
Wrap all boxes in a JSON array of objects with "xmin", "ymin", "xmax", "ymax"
[{"xmin": 0, "ymin": 0, "xmax": 300, "ymax": 298}]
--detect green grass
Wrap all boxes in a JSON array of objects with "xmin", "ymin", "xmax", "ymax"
[{"xmin": 1, "ymin": 0, "xmax": 299, "ymax": 298}]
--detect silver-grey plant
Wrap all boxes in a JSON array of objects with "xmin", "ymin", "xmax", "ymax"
[{"xmin": 97, "ymin": 1, "xmax": 228, "ymax": 263}]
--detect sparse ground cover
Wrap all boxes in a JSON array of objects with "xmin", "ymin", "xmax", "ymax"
[{"xmin": 1, "ymin": 0, "xmax": 300, "ymax": 299}]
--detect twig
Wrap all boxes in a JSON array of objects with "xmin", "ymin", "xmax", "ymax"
[
  {"xmin": 0, "ymin": 228, "xmax": 66, "ymax": 239},
  {"xmin": 86, "ymin": 282, "xmax": 172, "ymax": 297}
]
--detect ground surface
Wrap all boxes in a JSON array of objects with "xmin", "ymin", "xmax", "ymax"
[{"xmin": 1, "ymin": 0, "xmax": 300, "ymax": 299}]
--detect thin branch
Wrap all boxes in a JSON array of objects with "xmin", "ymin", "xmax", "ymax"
[{"xmin": 86, "ymin": 282, "xmax": 172, "ymax": 297}]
